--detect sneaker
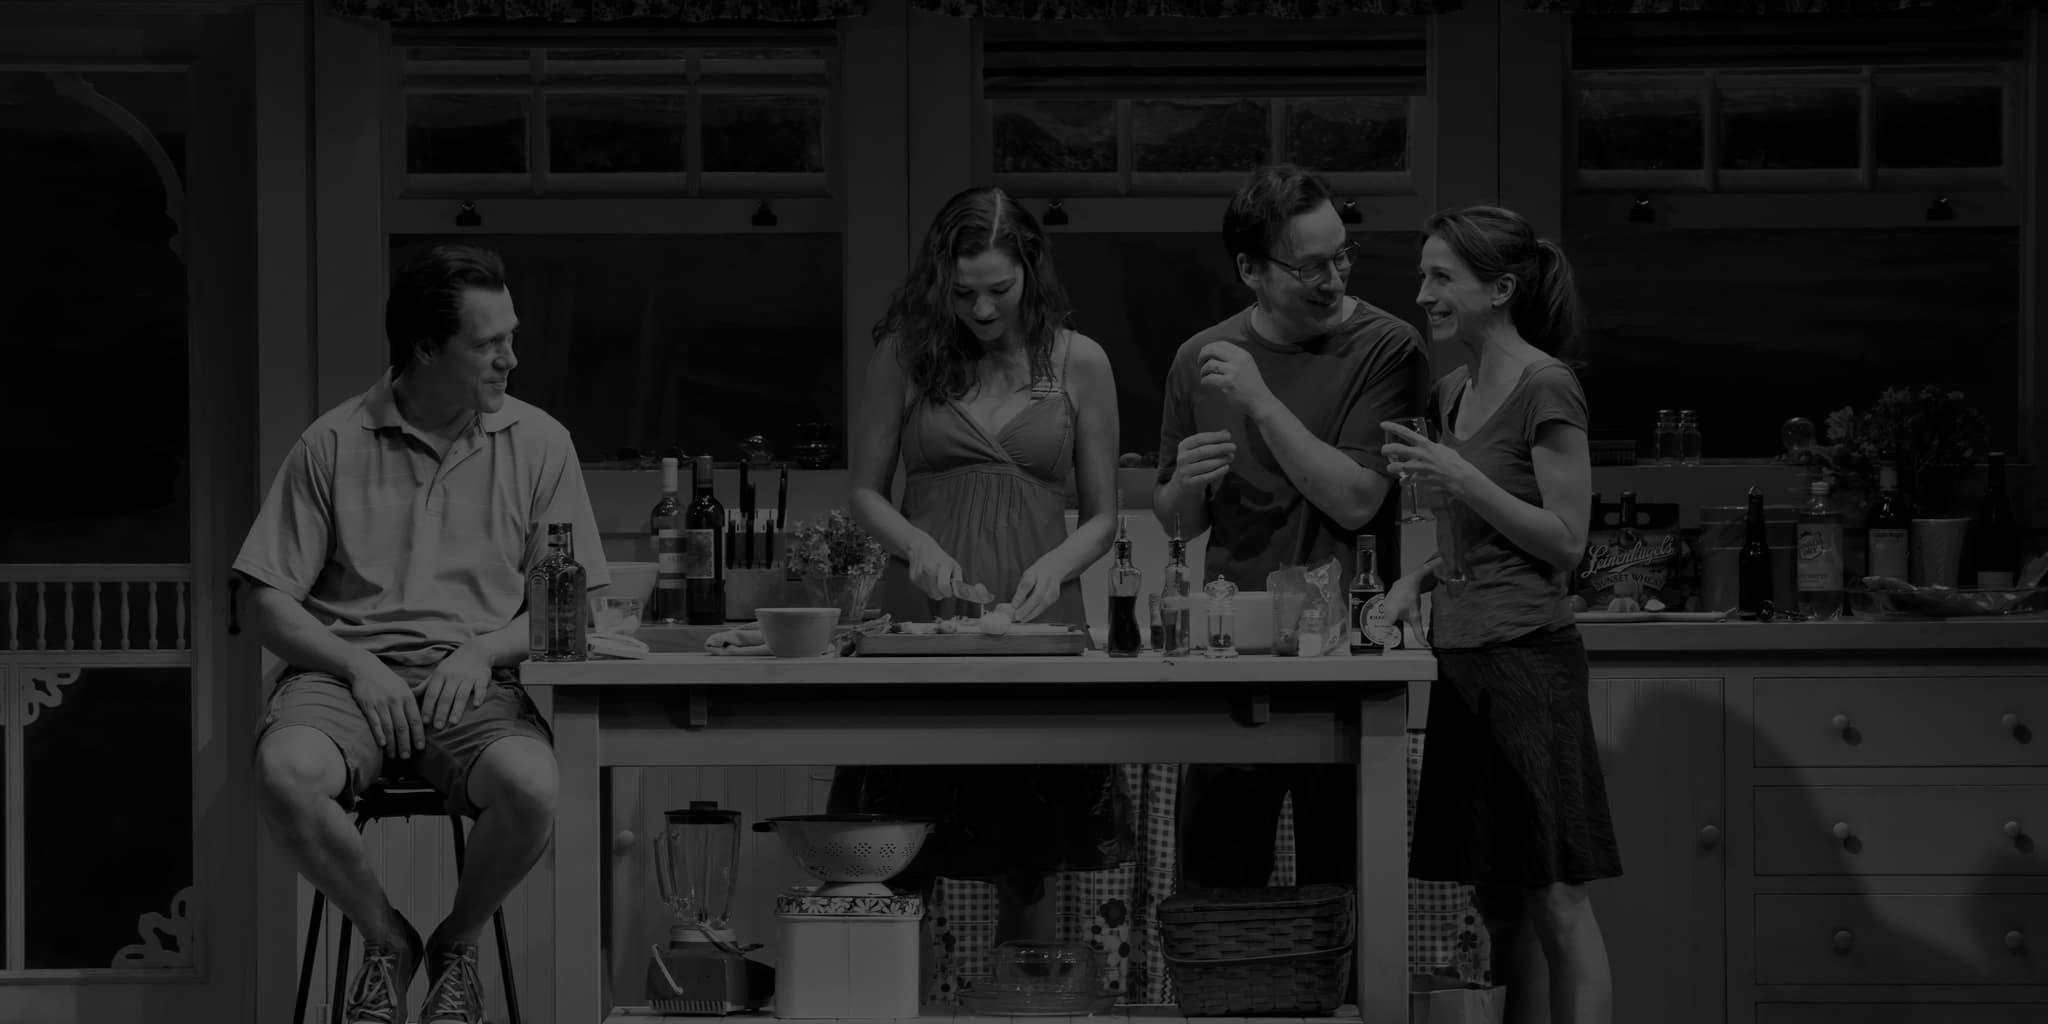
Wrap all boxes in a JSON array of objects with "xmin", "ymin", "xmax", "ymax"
[
  {"xmin": 420, "ymin": 942, "xmax": 485, "ymax": 1024},
  {"xmin": 342, "ymin": 922, "xmax": 421, "ymax": 1024}
]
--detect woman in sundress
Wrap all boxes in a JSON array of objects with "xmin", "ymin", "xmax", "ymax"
[{"xmin": 830, "ymin": 185, "xmax": 1129, "ymax": 942}]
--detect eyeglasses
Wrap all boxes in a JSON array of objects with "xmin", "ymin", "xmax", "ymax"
[{"xmin": 1266, "ymin": 243, "xmax": 1358, "ymax": 287}]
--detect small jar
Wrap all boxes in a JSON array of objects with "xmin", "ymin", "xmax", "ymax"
[{"xmin": 1297, "ymin": 607, "xmax": 1325, "ymax": 658}]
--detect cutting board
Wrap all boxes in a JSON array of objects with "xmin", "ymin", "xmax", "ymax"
[{"xmin": 855, "ymin": 628, "xmax": 1087, "ymax": 656}]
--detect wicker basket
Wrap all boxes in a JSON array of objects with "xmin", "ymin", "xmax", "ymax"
[{"xmin": 1157, "ymin": 885, "xmax": 1356, "ymax": 1016}]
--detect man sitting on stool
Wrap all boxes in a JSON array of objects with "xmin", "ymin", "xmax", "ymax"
[{"xmin": 233, "ymin": 243, "xmax": 608, "ymax": 1024}]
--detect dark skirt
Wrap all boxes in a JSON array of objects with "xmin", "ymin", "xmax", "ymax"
[
  {"xmin": 827, "ymin": 764, "xmax": 1133, "ymax": 887},
  {"xmin": 1409, "ymin": 624, "xmax": 1622, "ymax": 888}
]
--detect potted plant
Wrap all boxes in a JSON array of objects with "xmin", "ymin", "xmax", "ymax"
[
  {"xmin": 1819, "ymin": 385, "xmax": 1990, "ymax": 516},
  {"xmin": 785, "ymin": 509, "xmax": 888, "ymax": 623}
]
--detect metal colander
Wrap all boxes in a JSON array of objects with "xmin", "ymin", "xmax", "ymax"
[{"xmin": 753, "ymin": 814, "xmax": 935, "ymax": 884}]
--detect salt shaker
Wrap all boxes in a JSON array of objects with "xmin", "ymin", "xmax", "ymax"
[{"xmin": 1203, "ymin": 574, "xmax": 1238, "ymax": 659}]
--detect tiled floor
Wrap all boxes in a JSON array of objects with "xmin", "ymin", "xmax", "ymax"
[{"xmin": 606, "ymin": 1006, "xmax": 1368, "ymax": 1024}]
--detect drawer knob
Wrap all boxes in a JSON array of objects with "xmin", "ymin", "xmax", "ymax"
[
  {"xmin": 2007, "ymin": 930, "xmax": 2025, "ymax": 951},
  {"xmin": 1833, "ymin": 929, "xmax": 1854, "ymax": 952},
  {"xmin": 1699, "ymin": 824, "xmax": 1721, "ymax": 848},
  {"xmin": 1832, "ymin": 821, "xmax": 1853, "ymax": 841},
  {"xmin": 2006, "ymin": 820, "xmax": 2024, "ymax": 839},
  {"xmin": 1831, "ymin": 713, "xmax": 1851, "ymax": 733},
  {"xmin": 614, "ymin": 829, "xmax": 637, "ymax": 854}
]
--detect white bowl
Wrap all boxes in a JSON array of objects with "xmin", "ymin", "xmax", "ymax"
[
  {"xmin": 755, "ymin": 606, "xmax": 841, "ymax": 658},
  {"xmin": 605, "ymin": 561, "xmax": 658, "ymax": 605}
]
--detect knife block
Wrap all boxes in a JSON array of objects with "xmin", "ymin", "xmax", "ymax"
[{"xmin": 725, "ymin": 568, "xmax": 809, "ymax": 621}]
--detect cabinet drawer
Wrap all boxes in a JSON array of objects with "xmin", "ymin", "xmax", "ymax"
[
  {"xmin": 1754, "ymin": 893, "xmax": 2047, "ymax": 985},
  {"xmin": 1755, "ymin": 786, "xmax": 2048, "ymax": 876},
  {"xmin": 1754, "ymin": 678, "xmax": 2042, "ymax": 767},
  {"xmin": 1759, "ymin": 1005, "xmax": 2048, "ymax": 1024}
]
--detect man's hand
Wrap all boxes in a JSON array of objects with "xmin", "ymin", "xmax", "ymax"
[
  {"xmin": 1197, "ymin": 341, "xmax": 1275, "ymax": 416},
  {"xmin": 1171, "ymin": 430, "xmax": 1236, "ymax": 492},
  {"xmin": 349, "ymin": 658, "xmax": 425, "ymax": 759},
  {"xmin": 420, "ymin": 643, "xmax": 494, "ymax": 731}
]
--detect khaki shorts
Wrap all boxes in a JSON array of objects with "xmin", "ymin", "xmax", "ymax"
[{"xmin": 253, "ymin": 663, "xmax": 553, "ymax": 819}]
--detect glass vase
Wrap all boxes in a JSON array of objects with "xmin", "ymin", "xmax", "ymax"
[{"xmin": 806, "ymin": 573, "xmax": 877, "ymax": 624}]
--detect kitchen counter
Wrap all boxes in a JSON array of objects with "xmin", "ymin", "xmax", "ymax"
[
  {"xmin": 520, "ymin": 653, "xmax": 1433, "ymax": 1024},
  {"xmin": 1574, "ymin": 615, "xmax": 2048, "ymax": 654}
]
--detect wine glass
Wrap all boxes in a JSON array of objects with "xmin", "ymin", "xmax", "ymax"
[{"xmin": 1393, "ymin": 416, "xmax": 1434, "ymax": 523}]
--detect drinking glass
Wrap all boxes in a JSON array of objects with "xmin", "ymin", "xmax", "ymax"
[
  {"xmin": 1442, "ymin": 500, "xmax": 1472, "ymax": 587},
  {"xmin": 1394, "ymin": 416, "xmax": 1434, "ymax": 523}
]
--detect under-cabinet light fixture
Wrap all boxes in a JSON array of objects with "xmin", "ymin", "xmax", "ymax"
[
  {"xmin": 1926, "ymin": 195, "xmax": 1956, "ymax": 222},
  {"xmin": 1042, "ymin": 199, "xmax": 1068, "ymax": 226},
  {"xmin": 1627, "ymin": 194, "xmax": 1655, "ymax": 225},
  {"xmin": 752, "ymin": 199, "xmax": 778, "ymax": 227},
  {"xmin": 454, "ymin": 201, "xmax": 482, "ymax": 228}
]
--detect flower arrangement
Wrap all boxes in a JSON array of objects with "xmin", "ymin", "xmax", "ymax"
[
  {"xmin": 1816, "ymin": 385, "xmax": 1989, "ymax": 506},
  {"xmin": 785, "ymin": 509, "xmax": 887, "ymax": 580}
]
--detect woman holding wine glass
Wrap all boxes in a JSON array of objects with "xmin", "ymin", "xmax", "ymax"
[{"xmin": 1378, "ymin": 205, "xmax": 1617, "ymax": 1024}]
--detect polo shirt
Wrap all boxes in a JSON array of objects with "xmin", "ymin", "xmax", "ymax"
[{"xmin": 233, "ymin": 370, "xmax": 611, "ymax": 666}]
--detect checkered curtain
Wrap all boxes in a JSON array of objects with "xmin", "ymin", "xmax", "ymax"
[{"xmin": 922, "ymin": 739, "xmax": 1486, "ymax": 1004}]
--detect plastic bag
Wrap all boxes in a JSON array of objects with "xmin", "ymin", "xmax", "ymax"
[{"xmin": 1266, "ymin": 556, "xmax": 1347, "ymax": 656}]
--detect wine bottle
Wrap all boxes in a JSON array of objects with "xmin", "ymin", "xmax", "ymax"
[
  {"xmin": 1348, "ymin": 535, "xmax": 1393, "ymax": 654},
  {"xmin": 650, "ymin": 457, "xmax": 685, "ymax": 624},
  {"xmin": 1738, "ymin": 486, "xmax": 1773, "ymax": 617},
  {"xmin": 685, "ymin": 455, "xmax": 726, "ymax": 624},
  {"xmin": 1866, "ymin": 459, "xmax": 1911, "ymax": 583},
  {"xmin": 1973, "ymin": 451, "xmax": 2019, "ymax": 588}
]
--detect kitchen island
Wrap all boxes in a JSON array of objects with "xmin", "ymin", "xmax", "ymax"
[{"xmin": 520, "ymin": 650, "xmax": 1437, "ymax": 1024}]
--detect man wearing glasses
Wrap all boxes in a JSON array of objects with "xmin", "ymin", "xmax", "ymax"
[{"xmin": 1155, "ymin": 163, "xmax": 1430, "ymax": 892}]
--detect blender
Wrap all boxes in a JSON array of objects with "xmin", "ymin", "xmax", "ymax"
[{"xmin": 646, "ymin": 801, "xmax": 776, "ymax": 1014}]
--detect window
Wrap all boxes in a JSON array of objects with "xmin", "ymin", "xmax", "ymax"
[
  {"xmin": 394, "ymin": 42, "xmax": 834, "ymax": 197},
  {"xmin": 1561, "ymin": 16, "xmax": 2027, "ymax": 458},
  {"xmin": 979, "ymin": 20, "xmax": 1424, "ymax": 198},
  {"xmin": 973, "ymin": 19, "xmax": 1432, "ymax": 454},
  {"xmin": 1573, "ymin": 66, "xmax": 2016, "ymax": 192},
  {"xmin": 386, "ymin": 38, "xmax": 847, "ymax": 465}
]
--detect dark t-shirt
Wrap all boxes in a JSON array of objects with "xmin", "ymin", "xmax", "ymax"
[
  {"xmin": 1425, "ymin": 359, "xmax": 1589, "ymax": 649},
  {"xmin": 1156, "ymin": 300, "xmax": 1430, "ymax": 591}
]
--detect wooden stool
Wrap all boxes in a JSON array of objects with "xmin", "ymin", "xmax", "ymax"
[{"xmin": 289, "ymin": 773, "xmax": 521, "ymax": 1024}]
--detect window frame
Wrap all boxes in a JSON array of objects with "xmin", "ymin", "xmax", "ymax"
[{"xmin": 383, "ymin": 38, "xmax": 840, "ymax": 201}]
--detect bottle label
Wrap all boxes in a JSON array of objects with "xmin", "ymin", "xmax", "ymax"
[
  {"xmin": 1867, "ymin": 528, "xmax": 1908, "ymax": 581},
  {"xmin": 684, "ymin": 528, "xmax": 717, "ymax": 580},
  {"xmin": 1353, "ymin": 592, "xmax": 1402, "ymax": 648},
  {"xmin": 1796, "ymin": 524, "xmax": 1843, "ymax": 592},
  {"xmin": 657, "ymin": 528, "xmax": 684, "ymax": 587}
]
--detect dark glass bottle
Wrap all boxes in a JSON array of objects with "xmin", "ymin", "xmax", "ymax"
[
  {"xmin": 1973, "ymin": 451, "xmax": 2019, "ymax": 588},
  {"xmin": 685, "ymin": 454, "xmax": 726, "ymax": 624},
  {"xmin": 1866, "ymin": 459, "xmax": 1911, "ymax": 583},
  {"xmin": 1738, "ymin": 486, "xmax": 1773, "ymax": 617},
  {"xmin": 1106, "ymin": 517, "xmax": 1143, "ymax": 657}
]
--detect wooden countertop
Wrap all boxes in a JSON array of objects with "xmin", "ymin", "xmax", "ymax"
[
  {"xmin": 1575, "ymin": 615, "xmax": 2048, "ymax": 653},
  {"xmin": 520, "ymin": 649, "xmax": 1437, "ymax": 686}
]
